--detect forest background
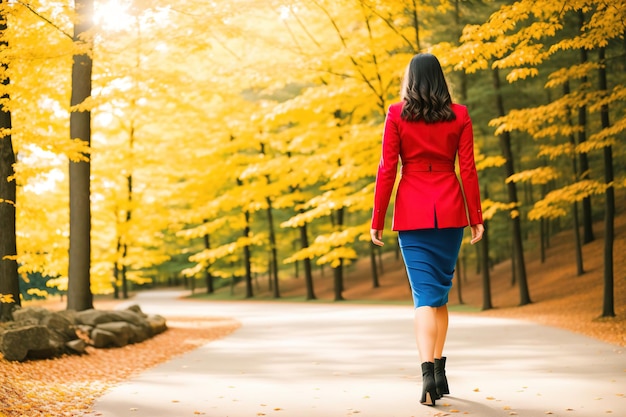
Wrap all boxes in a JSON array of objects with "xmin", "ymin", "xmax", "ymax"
[{"xmin": 0, "ymin": 0, "xmax": 624, "ymax": 319}]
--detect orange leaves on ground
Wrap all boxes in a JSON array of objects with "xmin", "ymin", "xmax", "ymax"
[{"xmin": 0, "ymin": 318, "xmax": 239, "ymax": 417}]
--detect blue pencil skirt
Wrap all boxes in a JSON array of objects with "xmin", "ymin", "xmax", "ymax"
[{"xmin": 398, "ymin": 228, "xmax": 464, "ymax": 308}]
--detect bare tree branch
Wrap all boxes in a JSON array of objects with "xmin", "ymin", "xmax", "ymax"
[{"xmin": 16, "ymin": 1, "xmax": 73, "ymax": 40}]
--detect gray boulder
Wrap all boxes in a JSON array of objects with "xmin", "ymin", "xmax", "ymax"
[
  {"xmin": 123, "ymin": 304, "xmax": 148, "ymax": 317},
  {"xmin": 91, "ymin": 328, "xmax": 117, "ymax": 348},
  {"xmin": 0, "ymin": 325, "xmax": 52, "ymax": 361},
  {"xmin": 43, "ymin": 311, "xmax": 77, "ymax": 340},
  {"xmin": 12, "ymin": 306, "xmax": 51, "ymax": 323},
  {"xmin": 76, "ymin": 309, "xmax": 147, "ymax": 327},
  {"xmin": 0, "ymin": 304, "xmax": 167, "ymax": 361},
  {"xmin": 147, "ymin": 315, "xmax": 168, "ymax": 335},
  {"xmin": 66, "ymin": 338, "xmax": 87, "ymax": 354},
  {"xmin": 95, "ymin": 321, "xmax": 132, "ymax": 347}
]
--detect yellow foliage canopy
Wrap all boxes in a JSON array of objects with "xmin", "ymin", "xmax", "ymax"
[
  {"xmin": 529, "ymin": 180, "xmax": 609, "ymax": 220},
  {"xmin": 506, "ymin": 166, "xmax": 560, "ymax": 185}
]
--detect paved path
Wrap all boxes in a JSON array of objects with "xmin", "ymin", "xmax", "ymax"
[{"xmin": 91, "ymin": 291, "xmax": 625, "ymax": 417}]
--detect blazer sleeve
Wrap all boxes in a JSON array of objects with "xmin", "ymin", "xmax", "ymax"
[
  {"xmin": 371, "ymin": 106, "xmax": 401, "ymax": 230},
  {"xmin": 457, "ymin": 107, "xmax": 483, "ymax": 226}
]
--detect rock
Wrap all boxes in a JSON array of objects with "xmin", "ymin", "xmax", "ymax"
[
  {"xmin": 43, "ymin": 311, "xmax": 77, "ymax": 340},
  {"xmin": 91, "ymin": 328, "xmax": 117, "ymax": 348},
  {"xmin": 134, "ymin": 323, "xmax": 152, "ymax": 343},
  {"xmin": 95, "ymin": 322, "xmax": 132, "ymax": 347},
  {"xmin": 0, "ymin": 304, "xmax": 167, "ymax": 360},
  {"xmin": 75, "ymin": 309, "xmax": 147, "ymax": 327},
  {"xmin": 27, "ymin": 346, "xmax": 61, "ymax": 360},
  {"xmin": 66, "ymin": 339, "xmax": 87, "ymax": 354},
  {"xmin": 12, "ymin": 306, "xmax": 51, "ymax": 323},
  {"xmin": 122, "ymin": 304, "xmax": 147, "ymax": 317},
  {"xmin": 146, "ymin": 315, "xmax": 167, "ymax": 335},
  {"xmin": 0, "ymin": 325, "xmax": 51, "ymax": 361}
]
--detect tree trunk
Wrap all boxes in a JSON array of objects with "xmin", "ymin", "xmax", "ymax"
[
  {"xmin": 266, "ymin": 195, "xmax": 280, "ymax": 298},
  {"xmin": 598, "ymin": 47, "xmax": 615, "ymax": 318},
  {"xmin": 492, "ymin": 67, "xmax": 531, "ymax": 306},
  {"xmin": 121, "ymin": 140, "xmax": 133, "ymax": 299},
  {"xmin": 539, "ymin": 216, "xmax": 546, "ymax": 264},
  {"xmin": 203, "ymin": 233, "xmax": 214, "ymax": 294},
  {"xmin": 333, "ymin": 207, "xmax": 345, "ymax": 301},
  {"xmin": 478, "ymin": 187, "xmax": 492, "ymax": 310},
  {"xmin": 578, "ymin": 10, "xmax": 594, "ymax": 244},
  {"xmin": 510, "ymin": 243, "xmax": 517, "ymax": 286},
  {"xmin": 0, "ymin": 8, "xmax": 20, "ymax": 320},
  {"xmin": 370, "ymin": 245, "xmax": 380, "ymax": 289},
  {"xmin": 299, "ymin": 222, "xmax": 315, "ymax": 300},
  {"xmin": 243, "ymin": 209, "xmax": 253, "ymax": 298},
  {"xmin": 333, "ymin": 259, "xmax": 344, "ymax": 301},
  {"xmin": 480, "ymin": 220, "xmax": 493, "ymax": 310},
  {"xmin": 410, "ymin": 0, "xmax": 420, "ymax": 52},
  {"xmin": 564, "ymin": 81, "xmax": 584, "ymax": 275},
  {"xmin": 113, "ymin": 235, "xmax": 121, "ymax": 298},
  {"xmin": 377, "ymin": 246, "xmax": 383, "ymax": 275},
  {"xmin": 67, "ymin": 0, "xmax": 94, "ymax": 311}
]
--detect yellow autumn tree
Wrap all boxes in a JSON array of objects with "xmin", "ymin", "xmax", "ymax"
[{"xmin": 438, "ymin": 0, "xmax": 625, "ymax": 315}]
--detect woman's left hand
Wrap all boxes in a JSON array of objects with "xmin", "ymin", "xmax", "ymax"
[
  {"xmin": 470, "ymin": 224, "xmax": 484, "ymax": 245},
  {"xmin": 371, "ymin": 229, "xmax": 384, "ymax": 246}
]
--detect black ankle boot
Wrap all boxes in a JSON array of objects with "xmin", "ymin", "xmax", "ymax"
[
  {"xmin": 420, "ymin": 361, "xmax": 437, "ymax": 406},
  {"xmin": 434, "ymin": 357, "xmax": 449, "ymax": 397}
]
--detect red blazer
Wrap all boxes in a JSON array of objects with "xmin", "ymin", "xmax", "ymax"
[{"xmin": 371, "ymin": 102, "xmax": 483, "ymax": 231}]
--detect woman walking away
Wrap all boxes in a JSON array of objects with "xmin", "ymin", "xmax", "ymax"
[{"xmin": 370, "ymin": 53, "xmax": 484, "ymax": 407}]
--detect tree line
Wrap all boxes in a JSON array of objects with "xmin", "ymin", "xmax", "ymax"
[{"xmin": 0, "ymin": 0, "xmax": 624, "ymax": 319}]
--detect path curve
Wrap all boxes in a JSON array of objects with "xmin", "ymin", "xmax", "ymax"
[{"xmin": 91, "ymin": 290, "xmax": 625, "ymax": 417}]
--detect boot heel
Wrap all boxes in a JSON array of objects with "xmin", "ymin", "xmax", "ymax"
[
  {"xmin": 434, "ymin": 357, "xmax": 450, "ymax": 397},
  {"xmin": 420, "ymin": 362, "xmax": 437, "ymax": 406}
]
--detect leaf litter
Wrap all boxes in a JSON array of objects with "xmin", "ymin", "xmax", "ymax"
[{"xmin": 0, "ymin": 317, "xmax": 240, "ymax": 417}]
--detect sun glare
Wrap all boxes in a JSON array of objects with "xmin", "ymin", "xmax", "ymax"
[
  {"xmin": 94, "ymin": 0, "xmax": 135, "ymax": 32},
  {"xmin": 20, "ymin": 146, "xmax": 65, "ymax": 195}
]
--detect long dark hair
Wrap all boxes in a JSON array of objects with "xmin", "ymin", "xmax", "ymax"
[{"xmin": 400, "ymin": 53, "xmax": 456, "ymax": 123}]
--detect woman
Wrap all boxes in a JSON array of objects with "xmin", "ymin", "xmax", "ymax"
[{"xmin": 370, "ymin": 53, "xmax": 484, "ymax": 406}]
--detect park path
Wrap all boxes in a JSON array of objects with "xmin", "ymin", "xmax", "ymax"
[{"xmin": 90, "ymin": 290, "xmax": 625, "ymax": 417}]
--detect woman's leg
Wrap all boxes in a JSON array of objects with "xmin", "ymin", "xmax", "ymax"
[
  {"xmin": 414, "ymin": 305, "xmax": 449, "ymax": 361},
  {"xmin": 414, "ymin": 306, "xmax": 437, "ymax": 362},
  {"xmin": 434, "ymin": 305, "xmax": 450, "ymax": 397},
  {"xmin": 415, "ymin": 306, "xmax": 438, "ymax": 405},
  {"xmin": 434, "ymin": 304, "xmax": 449, "ymax": 358}
]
